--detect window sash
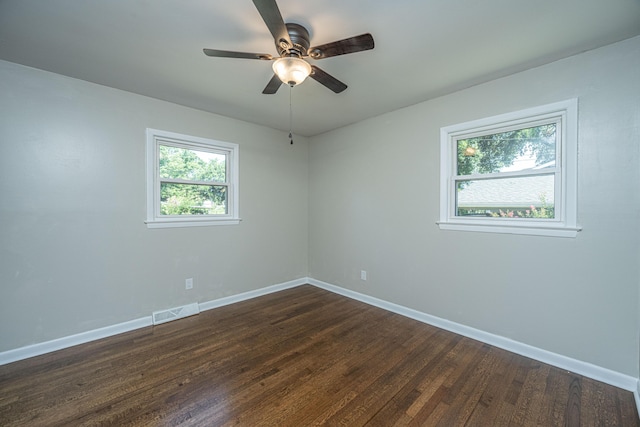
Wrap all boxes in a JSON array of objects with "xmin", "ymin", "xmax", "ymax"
[
  {"xmin": 450, "ymin": 118, "xmax": 562, "ymax": 221},
  {"xmin": 157, "ymin": 140, "xmax": 229, "ymax": 183},
  {"xmin": 454, "ymin": 173, "xmax": 556, "ymax": 219},
  {"xmin": 454, "ymin": 119, "xmax": 559, "ymax": 178},
  {"xmin": 154, "ymin": 141, "xmax": 233, "ymax": 219},
  {"xmin": 159, "ymin": 182, "xmax": 229, "ymax": 216}
]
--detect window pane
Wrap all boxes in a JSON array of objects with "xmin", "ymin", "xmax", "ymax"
[
  {"xmin": 159, "ymin": 145, "xmax": 226, "ymax": 182},
  {"xmin": 457, "ymin": 123, "xmax": 556, "ymax": 175},
  {"xmin": 456, "ymin": 175, "xmax": 554, "ymax": 218},
  {"xmin": 160, "ymin": 183, "xmax": 227, "ymax": 215}
]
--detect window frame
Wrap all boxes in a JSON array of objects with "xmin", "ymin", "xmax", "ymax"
[
  {"xmin": 145, "ymin": 128, "xmax": 240, "ymax": 228},
  {"xmin": 438, "ymin": 99, "xmax": 580, "ymax": 237}
]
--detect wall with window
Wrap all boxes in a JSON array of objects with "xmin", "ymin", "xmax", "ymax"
[
  {"xmin": 0, "ymin": 60, "xmax": 309, "ymax": 353},
  {"xmin": 309, "ymin": 36, "xmax": 640, "ymax": 376}
]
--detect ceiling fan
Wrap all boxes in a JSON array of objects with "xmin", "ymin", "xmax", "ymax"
[{"xmin": 203, "ymin": 0, "xmax": 375, "ymax": 94}]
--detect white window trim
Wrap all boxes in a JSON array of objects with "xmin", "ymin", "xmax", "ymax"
[
  {"xmin": 145, "ymin": 128, "xmax": 240, "ymax": 229},
  {"xmin": 437, "ymin": 99, "xmax": 581, "ymax": 238}
]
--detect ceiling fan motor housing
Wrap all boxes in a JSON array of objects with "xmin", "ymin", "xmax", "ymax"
[{"xmin": 279, "ymin": 23, "xmax": 310, "ymax": 57}]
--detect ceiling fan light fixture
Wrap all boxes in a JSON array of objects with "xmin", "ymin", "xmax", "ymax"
[{"xmin": 272, "ymin": 56, "xmax": 312, "ymax": 86}]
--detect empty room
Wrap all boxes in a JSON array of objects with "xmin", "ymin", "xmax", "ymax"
[{"xmin": 1, "ymin": 0, "xmax": 639, "ymax": 425}]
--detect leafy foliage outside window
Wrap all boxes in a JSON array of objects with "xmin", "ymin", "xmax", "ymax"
[
  {"xmin": 460, "ymin": 204, "xmax": 555, "ymax": 218},
  {"xmin": 489, "ymin": 194, "xmax": 554, "ymax": 219},
  {"xmin": 159, "ymin": 145, "xmax": 227, "ymax": 216},
  {"xmin": 456, "ymin": 124, "xmax": 556, "ymax": 176}
]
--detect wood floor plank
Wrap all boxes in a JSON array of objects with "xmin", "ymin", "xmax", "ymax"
[
  {"xmin": 461, "ymin": 348, "xmax": 521, "ymax": 425},
  {"xmin": 510, "ymin": 361, "xmax": 552, "ymax": 425},
  {"xmin": 0, "ymin": 285, "xmax": 637, "ymax": 426}
]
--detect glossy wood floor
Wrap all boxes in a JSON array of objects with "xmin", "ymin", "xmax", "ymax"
[{"xmin": 1, "ymin": 285, "xmax": 638, "ymax": 426}]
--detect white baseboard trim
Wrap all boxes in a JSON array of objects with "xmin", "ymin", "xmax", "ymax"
[
  {"xmin": 198, "ymin": 278, "xmax": 307, "ymax": 312},
  {"xmin": 0, "ymin": 316, "xmax": 153, "ymax": 366},
  {"xmin": 0, "ymin": 277, "xmax": 308, "ymax": 367},
  {"xmin": 636, "ymin": 380, "xmax": 640, "ymax": 415},
  {"xmin": 307, "ymin": 278, "xmax": 639, "ymax": 393}
]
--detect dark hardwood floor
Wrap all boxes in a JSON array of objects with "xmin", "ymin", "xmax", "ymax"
[{"xmin": 0, "ymin": 285, "xmax": 638, "ymax": 426}]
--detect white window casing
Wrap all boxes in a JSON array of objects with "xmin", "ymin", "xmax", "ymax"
[
  {"xmin": 438, "ymin": 99, "xmax": 580, "ymax": 238},
  {"xmin": 145, "ymin": 128, "xmax": 240, "ymax": 228}
]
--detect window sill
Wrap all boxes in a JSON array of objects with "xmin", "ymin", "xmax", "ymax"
[
  {"xmin": 145, "ymin": 218, "xmax": 241, "ymax": 229},
  {"xmin": 436, "ymin": 220, "xmax": 581, "ymax": 238}
]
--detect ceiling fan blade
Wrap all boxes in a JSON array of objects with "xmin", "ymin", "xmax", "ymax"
[
  {"xmin": 308, "ymin": 34, "xmax": 374, "ymax": 59},
  {"xmin": 203, "ymin": 49, "xmax": 273, "ymax": 60},
  {"xmin": 252, "ymin": 0, "xmax": 293, "ymax": 51},
  {"xmin": 262, "ymin": 74, "xmax": 283, "ymax": 94},
  {"xmin": 310, "ymin": 65, "xmax": 347, "ymax": 93}
]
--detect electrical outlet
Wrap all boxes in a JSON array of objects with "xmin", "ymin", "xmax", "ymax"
[
  {"xmin": 360, "ymin": 270, "xmax": 367, "ymax": 281},
  {"xmin": 185, "ymin": 278, "xmax": 193, "ymax": 290}
]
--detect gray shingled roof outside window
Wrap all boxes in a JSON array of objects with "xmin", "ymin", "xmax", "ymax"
[{"xmin": 457, "ymin": 175, "xmax": 554, "ymax": 209}]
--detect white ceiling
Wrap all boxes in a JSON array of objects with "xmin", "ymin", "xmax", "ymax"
[{"xmin": 1, "ymin": 0, "xmax": 639, "ymax": 137}]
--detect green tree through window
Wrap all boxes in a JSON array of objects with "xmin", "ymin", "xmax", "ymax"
[
  {"xmin": 159, "ymin": 145, "xmax": 227, "ymax": 215},
  {"xmin": 456, "ymin": 124, "xmax": 556, "ymax": 176}
]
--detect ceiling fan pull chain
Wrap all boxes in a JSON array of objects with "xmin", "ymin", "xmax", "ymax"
[{"xmin": 289, "ymin": 85, "xmax": 294, "ymax": 145}]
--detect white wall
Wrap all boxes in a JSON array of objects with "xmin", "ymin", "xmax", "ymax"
[
  {"xmin": 309, "ymin": 36, "xmax": 640, "ymax": 377},
  {"xmin": 0, "ymin": 60, "xmax": 309, "ymax": 353}
]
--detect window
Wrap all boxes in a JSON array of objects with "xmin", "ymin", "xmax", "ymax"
[
  {"xmin": 146, "ymin": 129, "xmax": 239, "ymax": 228},
  {"xmin": 438, "ymin": 99, "xmax": 580, "ymax": 237}
]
